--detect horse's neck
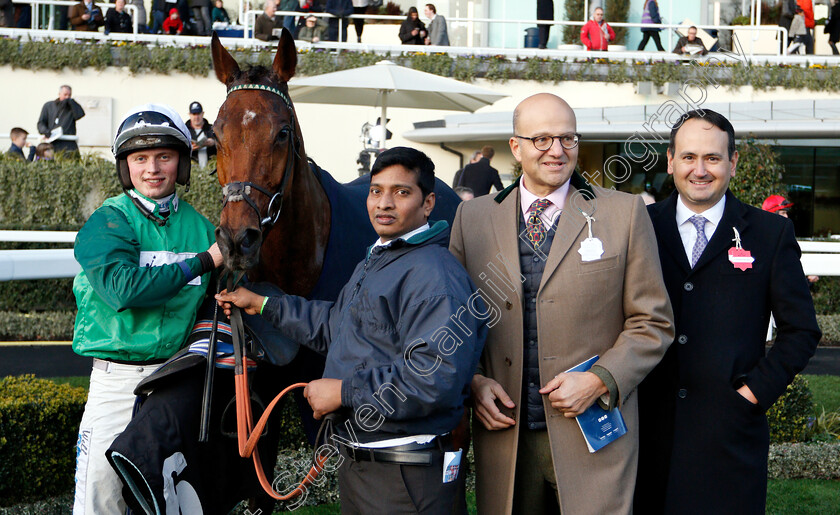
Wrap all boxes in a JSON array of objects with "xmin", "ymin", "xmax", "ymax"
[{"xmin": 252, "ymin": 159, "xmax": 330, "ymax": 297}]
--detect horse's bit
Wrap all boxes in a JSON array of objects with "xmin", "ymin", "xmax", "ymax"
[{"xmin": 220, "ymin": 83, "xmax": 300, "ymax": 233}]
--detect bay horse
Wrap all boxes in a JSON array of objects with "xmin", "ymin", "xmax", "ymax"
[
  {"xmin": 209, "ymin": 30, "xmax": 463, "ymax": 509},
  {"xmin": 106, "ymin": 31, "xmax": 462, "ymax": 515}
]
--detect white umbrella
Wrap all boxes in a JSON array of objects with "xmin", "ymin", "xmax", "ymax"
[{"xmin": 288, "ymin": 60, "xmax": 508, "ymax": 148}]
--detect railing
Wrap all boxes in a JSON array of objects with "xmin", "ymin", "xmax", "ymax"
[
  {"xmin": 1, "ymin": 231, "xmax": 838, "ymax": 280},
  {"xmin": 1, "ymin": 4, "xmax": 803, "ymax": 58},
  {"xmin": 27, "ymin": 0, "xmax": 139, "ymax": 35}
]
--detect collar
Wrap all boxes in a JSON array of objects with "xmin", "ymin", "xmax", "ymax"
[
  {"xmin": 373, "ymin": 222, "xmax": 430, "ymax": 249},
  {"xmin": 128, "ymin": 190, "xmax": 180, "ymax": 216},
  {"xmin": 675, "ymin": 193, "xmax": 725, "ymax": 227},
  {"xmin": 519, "ymin": 176, "xmax": 569, "ymax": 213},
  {"xmin": 428, "ymin": 13, "xmax": 436, "ymax": 21}
]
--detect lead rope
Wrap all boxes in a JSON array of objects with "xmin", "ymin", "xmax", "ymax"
[{"xmin": 225, "ymin": 274, "xmax": 330, "ymax": 500}]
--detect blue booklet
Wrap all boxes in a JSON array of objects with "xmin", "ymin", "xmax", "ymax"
[{"xmin": 565, "ymin": 355, "xmax": 627, "ymax": 453}]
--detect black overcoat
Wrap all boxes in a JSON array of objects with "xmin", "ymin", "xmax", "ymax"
[{"xmin": 635, "ymin": 190, "xmax": 821, "ymax": 514}]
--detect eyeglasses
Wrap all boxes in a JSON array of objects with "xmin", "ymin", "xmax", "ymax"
[{"xmin": 515, "ymin": 133, "xmax": 582, "ymax": 151}]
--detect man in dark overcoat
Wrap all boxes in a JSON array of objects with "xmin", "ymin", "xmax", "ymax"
[{"xmin": 635, "ymin": 109, "xmax": 821, "ymax": 514}]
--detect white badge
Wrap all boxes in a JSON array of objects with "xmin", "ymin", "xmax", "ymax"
[
  {"xmin": 578, "ymin": 211, "xmax": 604, "ymax": 262},
  {"xmin": 442, "ymin": 449, "xmax": 462, "ymax": 483}
]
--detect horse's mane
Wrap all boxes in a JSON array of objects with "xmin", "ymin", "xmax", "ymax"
[{"xmin": 231, "ymin": 65, "xmax": 281, "ymax": 86}]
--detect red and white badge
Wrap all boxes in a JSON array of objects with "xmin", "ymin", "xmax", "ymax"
[{"xmin": 728, "ymin": 227, "xmax": 754, "ymax": 271}]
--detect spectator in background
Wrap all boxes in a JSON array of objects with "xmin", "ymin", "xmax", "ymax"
[
  {"xmin": 279, "ymin": 0, "xmax": 299, "ymax": 35},
  {"xmin": 456, "ymin": 145, "xmax": 502, "ymax": 197},
  {"xmin": 128, "ymin": 0, "xmax": 148, "ymax": 32},
  {"xmin": 254, "ymin": 0, "xmax": 282, "ymax": 40},
  {"xmin": 828, "ymin": 0, "xmax": 840, "ymax": 55},
  {"xmin": 424, "ymin": 3, "xmax": 449, "ymax": 45},
  {"xmin": 185, "ymin": 101, "xmax": 216, "ymax": 165},
  {"xmin": 452, "ymin": 149, "xmax": 481, "ymax": 188},
  {"xmin": 35, "ymin": 142, "xmax": 55, "ymax": 161},
  {"xmin": 297, "ymin": 14, "xmax": 325, "ymax": 41},
  {"xmin": 6, "ymin": 127, "xmax": 35, "ymax": 161},
  {"xmin": 1, "ymin": 0, "xmax": 13, "ymax": 28},
  {"xmin": 673, "ymin": 25, "xmax": 708, "ymax": 56},
  {"xmin": 637, "ymin": 0, "xmax": 665, "ymax": 51},
  {"xmin": 787, "ymin": 6, "xmax": 807, "ymax": 54},
  {"xmin": 580, "ymin": 7, "xmax": 614, "ymax": 51},
  {"xmin": 37, "ymin": 85, "xmax": 85, "ymax": 156},
  {"xmin": 69, "ymin": 0, "xmax": 104, "ymax": 31},
  {"xmin": 398, "ymin": 6, "xmax": 426, "ymax": 45},
  {"xmin": 150, "ymin": 0, "xmax": 167, "ymax": 33},
  {"xmin": 798, "ymin": 0, "xmax": 815, "ymax": 54},
  {"xmin": 162, "ymin": 7, "xmax": 183, "ymax": 34},
  {"xmin": 536, "ymin": 0, "xmax": 553, "ymax": 49},
  {"xmin": 454, "ymin": 186, "xmax": 475, "ymax": 202},
  {"xmin": 351, "ymin": 0, "xmax": 367, "ymax": 42},
  {"xmin": 778, "ymin": 0, "xmax": 797, "ymax": 53},
  {"xmin": 762, "ymin": 194, "xmax": 818, "ymax": 283},
  {"xmin": 104, "ymin": 0, "xmax": 133, "ymax": 34},
  {"xmin": 324, "ymin": 0, "xmax": 352, "ymax": 42},
  {"xmin": 189, "ymin": 0, "xmax": 211, "ymax": 35},
  {"xmin": 211, "ymin": 0, "xmax": 230, "ymax": 24}
]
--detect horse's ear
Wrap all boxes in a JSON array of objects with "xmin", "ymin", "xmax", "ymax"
[
  {"xmin": 211, "ymin": 32, "xmax": 240, "ymax": 84},
  {"xmin": 273, "ymin": 28, "xmax": 297, "ymax": 82}
]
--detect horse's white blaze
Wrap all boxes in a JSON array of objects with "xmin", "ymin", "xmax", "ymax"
[{"xmin": 242, "ymin": 111, "xmax": 257, "ymax": 125}]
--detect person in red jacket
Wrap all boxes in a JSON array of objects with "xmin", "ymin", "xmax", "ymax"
[
  {"xmin": 162, "ymin": 7, "xmax": 183, "ymax": 34},
  {"xmin": 580, "ymin": 7, "xmax": 615, "ymax": 51},
  {"xmin": 797, "ymin": 0, "xmax": 815, "ymax": 53}
]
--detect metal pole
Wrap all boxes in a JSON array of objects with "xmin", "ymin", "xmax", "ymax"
[{"xmin": 380, "ymin": 90, "xmax": 388, "ymax": 150}]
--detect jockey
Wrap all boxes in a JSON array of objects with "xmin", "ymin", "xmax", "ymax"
[{"xmin": 70, "ymin": 104, "xmax": 222, "ymax": 515}]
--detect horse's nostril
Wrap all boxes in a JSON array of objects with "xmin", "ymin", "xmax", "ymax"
[{"xmin": 238, "ymin": 228, "xmax": 262, "ymax": 254}]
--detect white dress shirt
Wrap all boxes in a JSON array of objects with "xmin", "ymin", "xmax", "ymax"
[{"xmin": 675, "ymin": 194, "xmax": 726, "ymax": 265}]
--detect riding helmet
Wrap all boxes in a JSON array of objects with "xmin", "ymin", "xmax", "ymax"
[{"xmin": 112, "ymin": 104, "xmax": 193, "ymax": 190}]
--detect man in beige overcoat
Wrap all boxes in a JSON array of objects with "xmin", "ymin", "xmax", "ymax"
[{"xmin": 449, "ymin": 93, "xmax": 674, "ymax": 514}]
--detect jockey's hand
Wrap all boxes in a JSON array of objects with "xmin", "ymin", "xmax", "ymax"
[
  {"xmin": 304, "ymin": 378, "xmax": 342, "ymax": 420},
  {"xmin": 207, "ymin": 242, "xmax": 223, "ymax": 268},
  {"xmin": 215, "ymin": 288, "xmax": 265, "ymax": 316}
]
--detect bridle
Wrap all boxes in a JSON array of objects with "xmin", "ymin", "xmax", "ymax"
[
  {"xmin": 220, "ymin": 83, "xmax": 300, "ymax": 235},
  {"xmin": 208, "ymin": 82, "xmax": 332, "ymax": 502}
]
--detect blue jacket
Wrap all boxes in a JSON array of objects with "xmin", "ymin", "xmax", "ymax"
[{"xmin": 262, "ymin": 220, "xmax": 487, "ymax": 442}]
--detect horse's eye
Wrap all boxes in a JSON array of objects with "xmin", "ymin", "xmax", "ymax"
[{"xmin": 277, "ymin": 128, "xmax": 290, "ymax": 142}]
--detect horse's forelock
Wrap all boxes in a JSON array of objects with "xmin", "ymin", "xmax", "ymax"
[{"xmin": 230, "ymin": 65, "xmax": 282, "ymax": 87}]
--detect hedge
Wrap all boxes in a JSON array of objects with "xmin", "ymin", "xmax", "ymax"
[
  {"xmin": 767, "ymin": 442, "xmax": 840, "ymax": 480},
  {"xmin": 0, "ymin": 375, "xmax": 87, "ymax": 506},
  {"xmin": 767, "ymin": 375, "xmax": 814, "ymax": 444},
  {"xmin": 0, "ymin": 154, "xmax": 222, "ymax": 231}
]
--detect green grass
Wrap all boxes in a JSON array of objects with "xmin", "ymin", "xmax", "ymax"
[
  {"xmin": 49, "ymin": 376, "xmax": 89, "ymax": 390},
  {"xmin": 767, "ymin": 479, "xmax": 840, "ymax": 514},
  {"xmin": 803, "ymin": 374, "xmax": 840, "ymax": 413}
]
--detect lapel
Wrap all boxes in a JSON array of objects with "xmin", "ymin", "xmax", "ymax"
[
  {"xmin": 538, "ymin": 184, "xmax": 589, "ymax": 292},
  {"xmin": 691, "ymin": 190, "xmax": 748, "ymax": 273},
  {"xmin": 490, "ymin": 182, "xmax": 525, "ymax": 301},
  {"xmin": 652, "ymin": 192, "xmax": 691, "ymax": 275}
]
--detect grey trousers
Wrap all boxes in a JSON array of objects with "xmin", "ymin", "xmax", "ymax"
[{"xmin": 337, "ymin": 446, "xmax": 466, "ymax": 514}]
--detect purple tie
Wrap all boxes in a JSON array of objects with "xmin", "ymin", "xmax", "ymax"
[
  {"xmin": 689, "ymin": 215, "xmax": 708, "ymax": 267},
  {"xmin": 526, "ymin": 199, "xmax": 552, "ymax": 249}
]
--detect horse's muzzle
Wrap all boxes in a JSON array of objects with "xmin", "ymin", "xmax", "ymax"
[{"xmin": 216, "ymin": 226, "xmax": 262, "ymax": 271}]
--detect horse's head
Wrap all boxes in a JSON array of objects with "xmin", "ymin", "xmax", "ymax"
[{"xmin": 211, "ymin": 31, "xmax": 302, "ymax": 272}]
